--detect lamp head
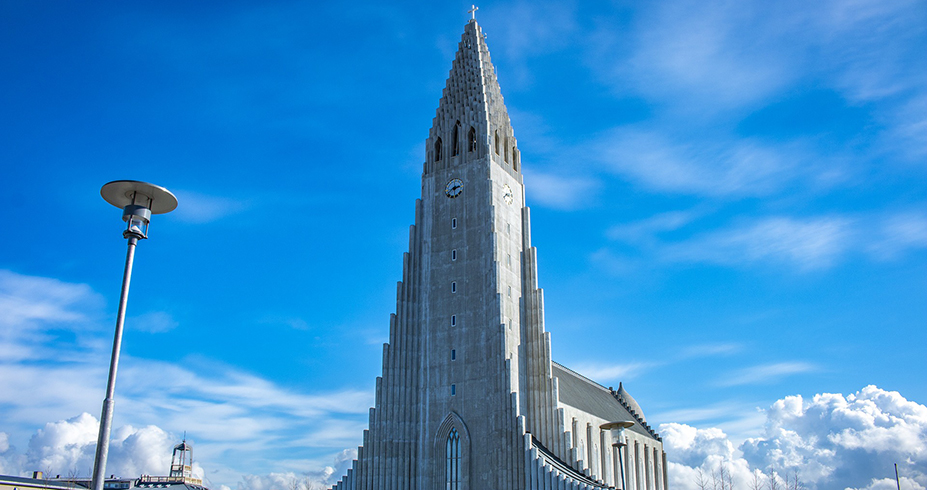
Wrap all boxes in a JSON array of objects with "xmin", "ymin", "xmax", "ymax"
[
  {"xmin": 101, "ymin": 180, "xmax": 177, "ymax": 239},
  {"xmin": 601, "ymin": 421, "xmax": 635, "ymax": 447}
]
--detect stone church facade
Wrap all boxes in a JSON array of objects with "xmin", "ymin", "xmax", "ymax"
[{"xmin": 331, "ymin": 19, "xmax": 667, "ymax": 490}]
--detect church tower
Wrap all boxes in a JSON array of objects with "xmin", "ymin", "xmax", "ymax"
[{"xmin": 331, "ymin": 17, "xmax": 667, "ymax": 490}]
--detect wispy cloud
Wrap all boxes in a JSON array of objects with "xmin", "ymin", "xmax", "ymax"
[
  {"xmin": 0, "ymin": 270, "xmax": 103, "ymax": 330},
  {"xmin": 717, "ymin": 361, "xmax": 818, "ymax": 387},
  {"xmin": 662, "ymin": 216, "xmax": 854, "ymax": 270},
  {"xmin": 867, "ymin": 211, "xmax": 927, "ymax": 260},
  {"xmin": 523, "ymin": 170, "xmax": 600, "ymax": 210},
  {"xmin": 568, "ymin": 362, "xmax": 654, "ymax": 383},
  {"xmin": 677, "ymin": 342, "xmax": 744, "ymax": 360},
  {"xmin": 607, "ymin": 207, "xmax": 708, "ymax": 245},
  {"xmin": 602, "ymin": 209, "xmax": 927, "ymax": 271},
  {"xmin": 594, "ymin": 129, "xmax": 834, "ymax": 198},
  {"xmin": 128, "ymin": 311, "xmax": 179, "ymax": 333},
  {"xmin": 170, "ymin": 190, "xmax": 250, "ymax": 224},
  {"xmin": 619, "ymin": 1, "xmax": 796, "ymax": 111}
]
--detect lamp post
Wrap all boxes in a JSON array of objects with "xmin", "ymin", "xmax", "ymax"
[
  {"xmin": 92, "ymin": 181, "xmax": 177, "ymax": 490},
  {"xmin": 602, "ymin": 421, "xmax": 635, "ymax": 490}
]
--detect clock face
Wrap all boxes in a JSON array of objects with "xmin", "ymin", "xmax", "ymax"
[
  {"xmin": 503, "ymin": 184, "xmax": 514, "ymax": 205},
  {"xmin": 445, "ymin": 178, "xmax": 463, "ymax": 198}
]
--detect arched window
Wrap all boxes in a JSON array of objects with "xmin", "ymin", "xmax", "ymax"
[
  {"xmin": 468, "ymin": 127, "xmax": 476, "ymax": 152},
  {"xmin": 504, "ymin": 137, "xmax": 509, "ymax": 163},
  {"xmin": 446, "ymin": 429, "xmax": 460, "ymax": 490},
  {"xmin": 435, "ymin": 137, "xmax": 443, "ymax": 162},
  {"xmin": 452, "ymin": 122, "xmax": 460, "ymax": 156},
  {"xmin": 494, "ymin": 130, "xmax": 500, "ymax": 155},
  {"xmin": 512, "ymin": 148, "xmax": 519, "ymax": 171}
]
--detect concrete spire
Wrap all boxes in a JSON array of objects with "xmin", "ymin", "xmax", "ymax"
[{"xmin": 428, "ymin": 19, "xmax": 517, "ymax": 172}]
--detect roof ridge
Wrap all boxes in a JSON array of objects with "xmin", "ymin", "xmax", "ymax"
[{"xmin": 551, "ymin": 360, "xmax": 611, "ymax": 393}]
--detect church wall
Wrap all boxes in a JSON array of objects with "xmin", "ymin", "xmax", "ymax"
[{"xmin": 558, "ymin": 402, "xmax": 665, "ymax": 489}]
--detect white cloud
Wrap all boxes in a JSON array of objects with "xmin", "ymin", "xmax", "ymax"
[
  {"xmin": 868, "ymin": 211, "xmax": 927, "ymax": 260},
  {"xmin": 128, "ymin": 311, "xmax": 179, "ymax": 333},
  {"xmin": 662, "ymin": 385, "xmax": 927, "ymax": 490},
  {"xmin": 602, "ymin": 209, "xmax": 927, "ymax": 271},
  {"xmin": 0, "ymin": 270, "xmax": 103, "ymax": 331},
  {"xmin": 234, "ymin": 450, "xmax": 354, "ymax": 490},
  {"xmin": 568, "ymin": 362, "xmax": 653, "ymax": 382},
  {"xmin": 0, "ymin": 270, "xmax": 372, "ymax": 487},
  {"xmin": 677, "ymin": 343, "xmax": 743, "ymax": 360},
  {"xmin": 716, "ymin": 362, "xmax": 818, "ymax": 387},
  {"xmin": 619, "ymin": 1, "xmax": 796, "ymax": 111},
  {"xmin": 595, "ymin": 129, "xmax": 822, "ymax": 198},
  {"xmin": 607, "ymin": 208, "xmax": 707, "ymax": 245},
  {"xmin": 663, "ymin": 217, "xmax": 853, "ymax": 271},
  {"xmin": 523, "ymin": 171, "xmax": 600, "ymax": 210},
  {"xmin": 170, "ymin": 191, "xmax": 250, "ymax": 224},
  {"xmin": 16, "ymin": 413, "xmax": 175, "ymax": 479}
]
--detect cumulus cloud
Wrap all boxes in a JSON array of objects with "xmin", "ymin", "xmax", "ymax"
[
  {"xmin": 662, "ymin": 385, "xmax": 927, "ymax": 490},
  {"xmin": 11, "ymin": 413, "xmax": 174, "ymax": 479},
  {"xmin": 235, "ymin": 450, "xmax": 354, "ymax": 490}
]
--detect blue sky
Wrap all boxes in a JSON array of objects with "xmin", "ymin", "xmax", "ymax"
[{"xmin": 1, "ymin": 1, "xmax": 925, "ymax": 489}]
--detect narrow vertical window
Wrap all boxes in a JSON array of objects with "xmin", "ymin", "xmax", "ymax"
[
  {"xmin": 446, "ymin": 428, "xmax": 460, "ymax": 489},
  {"xmin": 507, "ymin": 285, "xmax": 512, "ymax": 297},
  {"xmin": 494, "ymin": 130, "xmax": 500, "ymax": 155},
  {"xmin": 435, "ymin": 137, "xmax": 443, "ymax": 162},
  {"xmin": 451, "ymin": 349, "xmax": 456, "ymax": 360},
  {"xmin": 450, "ymin": 384, "xmax": 457, "ymax": 396},
  {"xmin": 451, "ymin": 315, "xmax": 456, "ymax": 326},
  {"xmin": 452, "ymin": 121, "xmax": 460, "ymax": 156},
  {"xmin": 504, "ymin": 136, "xmax": 509, "ymax": 163},
  {"xmin": 451, "ymin": 282, "xmax": 457, "ymax": 293},
  {"xmin": 452, "ymin": 249, "xmax": 457, "ymax": 261},
  {"xmin": 468, "ymin": 126, "xmax": 476, "ymax": 152},
  {"xmin": 452, "ymin": 218, "xmax": 457, "ymax": 229},
  {"xmin": 507, "ymin": 254, "xmax": 511, "ymax": 266},
  {"xmin": 506, "ymin": 223, "xmax": 510, "ymax": 234},
  {"xmin": 513, "ymin": 148, "xmax": 519, "ymax": 171}
]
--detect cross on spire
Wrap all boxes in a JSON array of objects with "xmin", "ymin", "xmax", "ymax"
[{"xmin": 469, "ymin": 5, "xmax": 478, "ymax": 20}]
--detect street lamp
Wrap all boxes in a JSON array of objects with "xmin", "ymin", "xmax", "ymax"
[
  {"xmin": 602, "ymin": 421, "xmax": 635, "ymax": 490},
  {"xmin": 92, "ymin": 181, "xmax": 177, "ymax": 490}
]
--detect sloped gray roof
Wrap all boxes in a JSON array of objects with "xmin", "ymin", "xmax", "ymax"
[{"xmin": 551, "ymin": 361, "xmax": 659, "ymax": 441}]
